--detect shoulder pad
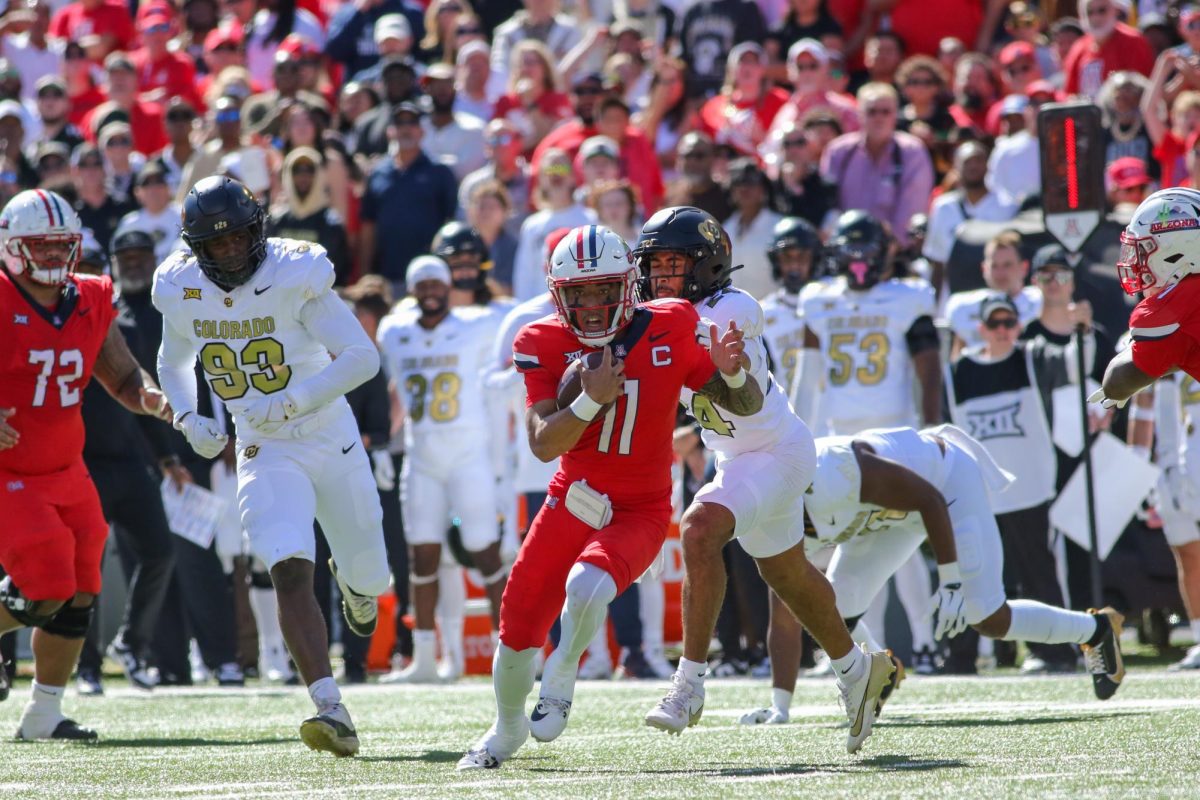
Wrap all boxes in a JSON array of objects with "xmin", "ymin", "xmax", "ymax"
[
  {"xmin": 697, "ymin": 288, "xmax": 764, "ymax": 338},
  {"xmin": 269, "ymin": 238, "xmax": 335, "ymax": 302},
  {"xmin": 807, "ymin": 440, "xmax": 862, "ymax": 527}
]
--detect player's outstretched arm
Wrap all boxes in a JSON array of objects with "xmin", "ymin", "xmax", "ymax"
[
  {"xmin": 94, "ymin": 319, "xmax": 172, "ymax": 421},
  {"xmin": 698, "ymin": 321, "xmax": 763, "ymax": 416},
  {"xmin": 1099, "ymin": 348, "xmax": 1158, "ymax": 406},
  {"xmin": 854, "ymin": 441, "xmax": 957, "ymax": 567}
]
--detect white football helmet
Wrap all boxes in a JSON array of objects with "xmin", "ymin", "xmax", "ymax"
[
  {"xmin": 548, "ymin": 224, "xmax": 639, "ymax": 347},
  {"xmin": 0, "ymin": 189, "xmax": 82, "ymax": 286},
  {"xmin": 1117, "ymin": 188, "xmax": 1200, "ymax": 295}
]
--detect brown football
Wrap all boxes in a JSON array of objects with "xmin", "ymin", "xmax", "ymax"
[{"xmin": 557, "ymin": 350, "xmax": 615, "ymax": 418}]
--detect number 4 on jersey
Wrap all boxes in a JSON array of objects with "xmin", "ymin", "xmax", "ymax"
[{"xmin": 691, "ymin": 393, "xmax": 734, "ymax": 437}]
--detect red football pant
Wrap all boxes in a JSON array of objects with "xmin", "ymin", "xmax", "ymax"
[
  {"xmin": 0, "ymin": 459, "xmax": 109, "ymax": 600},
  {"xmin": 498, "ymin": 485, "xmax": 671, "ymax": 652}
]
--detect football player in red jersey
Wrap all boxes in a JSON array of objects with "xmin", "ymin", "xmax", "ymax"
[
  {"xmin": 458, "ymin": 224, "xmax": 761, "ymax": 770},
  {"xmin": 0, "ymin": 190, "xmax": 171, "ymax": 740},
  {"xmin": 1095, "ymin": 189, "xmax": 1200, "ymax": 407}
]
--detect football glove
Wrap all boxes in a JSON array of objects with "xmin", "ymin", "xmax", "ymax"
[
  {"xmin": 928, "ymin": 562, "xmax": 968, "ymax": 640},
  {"xmin": 370, "ymin": 449, "xmax": 395, "ymax": 492},
  {"xmin": 1087, "ymin": 387, "xmax": 1128, "ymax": 409},
  {"xmin": 174, "ymin": 412, "xmax": 228, "ymax": 460},
  {"xmin": 242, "ymin": 392, "xmax": 300, "ymax": 435}
]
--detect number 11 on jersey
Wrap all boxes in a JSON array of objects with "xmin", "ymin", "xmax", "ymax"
[{"xmin": 597, "ymin": 379, "xmax": 639, "ymax": 455}]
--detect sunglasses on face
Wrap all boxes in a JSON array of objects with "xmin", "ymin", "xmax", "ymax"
[
  {"xmin": 486, "ymin": 133, "xmax": 514, "ymax": 146},
  {"xmin": 543, "ymin": 163, "xmax": 572, "ymax": 177},
  {"xmin": 215, "ymin": 110, "xmax": 241, "ymax": 124},
  {"xmin": 984, "ymin": 316, "xmax": 1019, "ymax": 329},
  {"xmin": 292, "ymin": 164, "xmax": 316, "ymax": 175},
  {"xmin": 1188, "ymin": 19, "xmax": 1200, "ymax": 31},
  {"xmin": 573, "ymin": 86, "xmax": 603, "ymax": 96},
  {"xmin": 1007, "ymin": 62, "xmax": 1034, "ymax": 75},
  {"xmin": 66, "ymin": 47, "xmax": 86, "ymax": 60},
  {"xmin": 38, "ymin": 159, "xmax": 66, "ymax": 172},
  {"xmin": 145, "ymin": 23, "xmax": 171, "ymax": 35},
  {"xmin": 275, "ymin": 63, "xmax": 300, "ymax": 74},
  {"xmin": 105, "ymin": 137, "xmax": 132, "ymax": 147},
  {"xmin": 392, "ymin": 117, "xmax": 420, "ymax": 127},
  {"xmin": 793, "ymin": 61, "xmax": 820, "ymax": 72},
  {"xmin": 1035, "ymin": 269, "xmax": 1073, "ymax": 285},
  {"xmin": 167, "ymin": 111, "xmax": 195, "ymax": 122},
  {"xmin": 783, "ymin": 138, "xmax": 807, "ymax": 148},
  {"xmin": 681, "ymin": 150, "xmax": 711, "ymax": 160},
  {"xmin": 456, "ymin": 25, "xmax": 483, "ymax": 35},
  {"xmin": 139, "ymin": 176, "xmax": 167, "ymax": 186},
  {"xmin": 78, "ymin": 160, "xmax": 103, "ymax": 169},
  {"xmin": 38, "ymin": 89, "xmax": 66, "ymax": 99}
]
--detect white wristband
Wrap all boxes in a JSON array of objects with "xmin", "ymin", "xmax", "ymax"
[
  {"xmin": 720, "ymin": 367, "xmax": 747, "ymax": 388},
  {"xmin": 569, "ymin": 391, "xmax": 604, "ymax": 422},
  {"xmin": 937, "ymin": 561, "xmax": 962, "ymax": 584}
]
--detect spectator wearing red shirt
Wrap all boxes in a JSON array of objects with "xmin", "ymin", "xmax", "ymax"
[
  {"xmin": 49, "ymin": 0, "xmax": 135, "ymax": 59},
  {"xmin": 696, "ymin": 42, "xmax": 788, "ymax": 159},
  {"xmin": 63, "ymin": 39, "xmax": 106, "ymax": 127},
  {"xmin": 948, "ymin": 53, "xmax": 999, "ymax": 138},
  {"xmin": 196, "ymin": 25, "xmax": 246, "ymax": 103},
  {"xmin": 1063, "ymin": 0, "xmax": 1153, "ymax": 100},
  {"xmin": 762, "ymin": 38, "xmax": 858, "ymax": 175},
  {"xmin": 130, "ymin": 3, "xmax": 202, "ymax": 112},
  {"xmin": 491, "ymin": 40, "xmax": 572, "ymax": 155},
  {"xmin": 1144, "ymin": 52, "xmax": 1200, "ymax": 188},
  {"xmin": 82, "ymin": 52, "xmax": 166, "ymax": 155}
]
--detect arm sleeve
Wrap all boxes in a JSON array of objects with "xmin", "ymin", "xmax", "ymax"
[
  {"xmin": 291, "ymin": 291, "xmax": 381, "ymax": 414},
  {"xmin": 1154, "ymin": 376, "xmax": 1182, "ymax": 468},
  {"xmin": 157, "ymin": 317, "xmax": 200, "ymax": 419},
  {"xmin": 513, "ymin": 326, "xmax": 559, "ymax": 407}
]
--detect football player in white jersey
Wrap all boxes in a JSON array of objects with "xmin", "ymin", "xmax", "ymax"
[
  {"xmin": 1152, "ymin": 376, "xmax": 1200, "ymax": 670},
  {"xmin": 632, "ymin": 206, "xmax": 895, "ymax": 756},
  {"xmin": 153, "ymin": 177, "xmax": 390, "ymax": 758},
  {"xmin": 775, "ymin": 427, "xmax": 1125, "ymax": 710},
  {"xmin": 790, "ymin": 210, "xmax": 940, "ymax": 675},
  {"xmin": 376, "ymin": 255, "xmax": 509, "ymax": 684},
  {"xmin": 761, "ymin": 217, "xmax": 822, "ymax": 394}
]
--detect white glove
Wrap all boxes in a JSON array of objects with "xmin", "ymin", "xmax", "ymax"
[
  {"xmin": 173, "ymin": 412, "xmax": 228, "ymax": 460},
  {"xmin": 242, "ymin": 392, "xmax": 300, "ymax": 435},
  {"xmin": 1087, "ymin": 387, "xmax": 1128, "ymax": 409},
  {"xmin": 370, "ymin": 449, "xmax": 395, "ymax": 492},
  {"xmin": 928, "ymin": 562, "xmax": 968, "ymax": 640},
  {"xmin": 739, "ymin": 706, "xmax": 789, "ymax": 725}
]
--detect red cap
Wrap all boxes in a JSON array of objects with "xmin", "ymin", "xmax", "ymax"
[
  {"xmin": 204, "ymin": 25, "xmax": 243, "ymax": 53},
  {"xmin": 998, "ymin": 41, "xmax": 1035, "ymax": 67},
  {"xmin": 137, "ymin": 1, "xmax": 174, "ymax": 30},
  {"xmin": 1025, "ymin": 79, "xmax": 1060, "ymax": 101},
  {"xmin": 1106, "ymin": 157, "xmax": 1151, "ymax": 190},
  {"xmin": 280, "ymin": 33, "xmax": 319, "ymax": 59}
]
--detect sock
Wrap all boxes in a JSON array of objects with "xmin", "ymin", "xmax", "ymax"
[
  {"xmin": 850, "ymin": 619, "xmax": 884, "ymax": 652},
  {"xmin": 1003, "ymin": 600, "xmax": 1097, "ymax": 645},
  {"xmin": 493, "ymin": 644, "xmax": 536, "ymax": 739},
  {"xmin": 437, "ymin": 615, "xmax": 465, "ymax": 668},
  {"xmin": 677, "ymin": 657, "xmax": 707, "ymax": 684},
  {"xmin": 831, "ymin": 645, "xmax": 865, "ymax": 685},
  {"xmin": 307, "ymin": 676, "xmax": 341, "ymax": 712},
  {"xmin": 29, "ymin": 681, "xmax": 64, "ymax": 716},
  {"xmin": 894, "ymin": 553, "xmax": 935, "ymax": 650},
  {"xmin": 772, "ymin": 687, "xmax": 792, "ymax": 713},
  {"xmin": 639, "ymin": 574, "xmax": 665, "ymax": 655},
  {"xmin": 541, "ymin": 563, "xmax": 616, "ymax": 700},
  {"xmin": 1191, "ymin": 619, "xmax": 1200, "ymax": 643},
  {"xmin": 413, "ymin": 629, "xmax": 438, "ymax": 668}
]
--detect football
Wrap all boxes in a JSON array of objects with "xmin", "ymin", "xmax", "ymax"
[{"xmin": 557, "ymin": 350, "xmax": 615, "ymax": 418}]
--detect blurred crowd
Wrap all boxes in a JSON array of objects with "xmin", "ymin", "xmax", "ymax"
[{"xmin": 3, "ymin": 0, "xmax": 1200, "ymax": 688}]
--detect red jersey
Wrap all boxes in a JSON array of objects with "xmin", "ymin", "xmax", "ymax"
[
  {"xmin": 131, "ymin": 48, "xmax": 202, "ymax": 112},
  {"xmin": 49, "ymin": 0, "xmax": 135, "ymax": 55},
  {"xmin": 1063, "ymin": 23, "xmax": 1154, "ymax": 100},
  {"xmin": 513, "ymin": 299, "xmax": 716, "ymax": 500},
  {"xmin": 1129, "ymin": 275, "xmax": 1200, "ymax": 380},
  {"xmin": 0, "ymin": 270, "xmax": 117, "ymax": 476}
]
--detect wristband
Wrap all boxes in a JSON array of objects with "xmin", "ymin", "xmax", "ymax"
[
  {"xmin": 720, "ymin": 367, "xmax": 747, "ymax": 388},
  {"xmin": 937, "ymin": 561, "xmax": 961, "ymax": 585},
  {"xmin": 569, "ymin": 391, "xmax": 604, "ymax": 422}
]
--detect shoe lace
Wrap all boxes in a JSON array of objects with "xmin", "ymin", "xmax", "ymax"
[
  {"xmin": 1083, "ymin": 642, "xmax": 1108, "ymax": 674},
  {"xmin": 655, "ymin": 673, "xmax": 694, "ymax": 717},
  {"xmin": 537, "ymin": 697, "xmax": 571, "ymax": 716}
]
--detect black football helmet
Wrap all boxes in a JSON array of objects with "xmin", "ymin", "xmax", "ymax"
[
  {"xmin": 181, "ymin": 175, "xmax": 267, "ymax": 289},
  {"xmin": 431, "ymin": 221, "xmax": 490, "ymax": 290},
  {"xmin": 633, "ymin": 206, "xmax": 734, "ymax": 302},
  {"xmin": 767, "ymin": 216, "xmax": 820, "ymax": 293},
  {"xmin": 827, "ymin": 210, "xmax": 889, "ymax": 290}
]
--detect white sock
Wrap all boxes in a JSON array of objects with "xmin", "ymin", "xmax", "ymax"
[
  {"xmin": 772, "ymin": 687, "xmax": 792, "ymax": 713},
  {"xmin": 493, "ymin": 644, "xmax": 536, "ymax": 739},
  {"xmin": 437, "ymin": 615, "xmax": 465, "ymax": 667},
  {"xmin": 1191, "ymin": 619, "xmax": 1200, "ymax": 643},
  {"xmin": 850, "ymin": 619, "xmax": 884, "ymax": 652},
  {"xmin": 677, "ymin": 657, "xmax": 707, "ymax": 684},
  {"xmin": 413, "ymin": 629, "xmax": 438, "ymax": 667},
  {"xmin": 542, "ymin": 563, "xmax": 616, "ymax": 700},
  {"xmin": 307, "ymin": 676, "xmax": 341, "ymax": 712},
  {"xmin": 1002, "ymin": 600, "xmax": 1097, "ymax": 645},
  {"xmin": 831, "ymin": 645, "xmax": 866, "ymax": 686},
  {"xmin": 30, "ymin": 681, "xmax": 64, "ymax": 716},
  {"xmin": 894, "ymin": 553, "xmax": 935, "ymax": 650}
]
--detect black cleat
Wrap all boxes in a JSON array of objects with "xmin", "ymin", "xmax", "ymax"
[
  {"xmin": 17, "ymin": 718, "xmax": 98, "ymax": 741},
  {"xmin": 76, "ymin": 668, "xmax": 104, "ymax": 697},
  {"xmin": 1083, "ymin": 607, "xmax": 1125, "ymax": 700}
]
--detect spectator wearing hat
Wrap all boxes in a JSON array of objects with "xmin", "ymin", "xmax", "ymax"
[
  {"xmin": 1004, "ymin": 2, "xmax": 1060, "ymax": 84},
  {"xmin": 1051, "ymin": 17, "xmax": 1085, "ymax": 74},
  {"xmin": 345, "ymin": 14, "xmax": 413, "ymax": 86},
  {"xmin": 352, "ymin": 56, "xmax": 422, "ymax": 158},
  {"xmin": 763, "ymin": 0, "xmax": 842, "ymax": 85},
  {"xmin": 0, "ymin": 57, "xmax": 40, "ymax": 146},
  {"xmin": 678, "ymin": 0, "xmax": 766, "ymax": 98},
  {"xmin": 0, "ymin": 99, "xmax": 36, "ymax": 187},
  {"xmin": 1063, "ymin": 0, "xmax": 1154, "ymax": 100},
  {"xmin": 98, "ymin": 119, "xmax": 141, "ymax": 199},
  {"xmin": 761, "ymin": 38, "xmax": 858, "ymax": 174},
  {"xmin": 63, "ymin": 39, "xmax": 106, "ymax": 127},
  {"xmin": 239, "ymin": 51, "xmax": 329, "ymax": 140},
  {"xmin": 1097, "ymin": 70, "xmax": 1154, "ymax": 178},
  {"xmin": 695, "ymin": 42, "xmax": 787, "ymax": 160},
  {"xmin": 1105, "ymin": 155, "xmax": 1152, "ymax": 212},
  {"xmin": 32, "ymin": 75, "xmax": 83, "ymax": 153},
  {"xmin": 33, "ymin": 139, "xmax": 69, "ymax": 186},
  {"xmin": 820, "ymin": 82, "xmax": 933, "ymax": 247},
  {"xmin": 492, "ymin": 40, "xmax": 572, "ymax": 153},
  {"xmin": 327, "ymin": 0, "xmax": 425, "ymax": 80},
  {"xmin": 724, "ymin": 157, "xmax": 783, "ymax": 300},
  {"xmin": 998, "ymin": 41, "xmax": 1044, "ymax": 100},
  {"xmin": 455, "ymin": 39, "xmax": 495, "ymax": 121},
  {"xmin": 360, "ymin": 101, "xmax": 459, "ymax": 287},
  {"xmin": 115, "ymin": 161, "xmax": 182, "ymax": 262},
  {"xmin": 768, "ymin": 118, "xmax": 837, "ymax": 228},
  {"xmin": 244, "ymin": 0, "xmax": 325, "ymax": 88},
  {"xmin": 267, "ymin": 146, "xmax": 352, "ymax": 284},
  {"xmin": 993, "ymin": 93, "xmax": 1029, "ymax": 139},
  {"xmin": 176, "ymin": 97, "xmax": 264, "ymax": 200},
  {"xmin": 664, "ymin": 130, "xmax": 732, "ymax": 221},
  {"xmin": 130, "ymin": 2, "xmax": 201, "ymax": 111},
  {"xmin": 49, "ymin": 0, "xmax": 135, "ymax": 58},
  {"xmin": 154, "ymin": 99, "xmax": 197, "ymax": 194},
  {"xmin": 71, "ymin": 142, "xmax": 134, "ymax": 252},
  {"xmin": 986, "ymin": 81, "xmax": 1052, "ymax": 206},
  {"xmin": 574, "ymin": 134, "xmax": 621, "ymax": 202},
  {"xmin": 511, "ymin": 146, "xmax": 595, "ymax": 300},
  {"xmin": 458, "ymin": 118, "xmax": 529, "ymax": 227},
  {"xmin": 83, "ymin": 53, "xmax": 166, "ymax": 155},
  {"xmin": 944, "ymin": 229, "xmax": 1042, "ymax": 356},
  {"xmin": 895, "ymin": 55, "xmax": 956, "ymax": 145},
  {"xmin": 1, "ymin": 0, "xmax": 63, "ymax": 101},
  {"xmin": 924, "ymin": 141, "xmax": 1018, "ymax": 300},
  {"xmin": 607, "ymin": 0, "xmax": 675, "ymax": 50},
  {"xmin": 1144, "ymin": 53, "xmax": 1200, "ymax": 187},
  {"xmin": 489, "ymin": 0, "xmax": 582, "ymax": 99},
  {"xmin": 196, "ymin": 26, "xmax": 247, "ymax": 102}
]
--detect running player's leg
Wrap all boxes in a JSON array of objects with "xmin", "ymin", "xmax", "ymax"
[
  {"xmin": 395, "ymin": 459, "xmax": 449, "ymax": 682},
  {"xmin": 450, "ymin": 457, "xmax": 506, "ymax": 626}
]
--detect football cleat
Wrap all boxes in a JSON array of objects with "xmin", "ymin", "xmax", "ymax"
[
  {"xmin": 738, "ymin": 706, "xmax": 789, "ymax": 725},
  {"xmin": 215, "ymin": 662, "xmax": 245, "ymax": 686},
  {"xmin": 106, "ymin": 639, "xmax": 158, "ymax": 691},
  {"xmin": 911, "ymin": 646, "xmax": 937, "ymax": 676},
  {"xmin": 1082, "ymin": 607, "xmax": 1125, "ymax": 700},
  {"xmin": 299, "ymin": 703, "xmax": 359, "ymax": 757},
  {"xmin": 529, "ymin": 696, "xmax": 572, "ymax": 742},
  {"xmin": 329, "ymin": 558, "xmax": 378, "ymax": 637},
  {"xmin": 839, "ymin": 648, "xmax": 895, "ymax": 754},
  {"xmin": 457, "ymin": 721, "xmax": 529, "ymax": 770},
  {"xmin": 708, "ymin": 657, "xmax": 747, "ymax": 677},
  {"xmin": 75, "ymin": 668, "xmax": 104, "ymax": 697},
  {"xmin": 378, "ymin": 657, "xmax": 440, "ymax": 684},
  {"xmin": 16, "ymin": 714, "xmax": 98, "ymax": 741},
  {"xmin": 437, "ymin": 657, "xmax": 464, "ymax": 683},
  {"xmin": 875, "ymin": 651, "xmax": 906, "ymax": 717},
  {"xmin": 615, "ymin": 649, "xmax": 658, "ymax": 680},
  {"xmin": 1169, "ymin": 643, "xmax": 1200, "ymax": 671},
  {"xmin": 576, "ymin": 654, "xmax": 613, "ymax": 681},
  {"xmin": 644, "ymin": 672, "xmax": 705, "ymax": 735}
]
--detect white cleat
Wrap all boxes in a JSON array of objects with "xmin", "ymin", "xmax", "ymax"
[
  {"xmin": 739, "ymin": 705, "xmax": 789, "ymax": 725},
  {"xmin": 437, "ymin": 657, "xmax": 464, "ymax": 683},
  {"xmin": 529, "ymin": 696, "xmax": 572, "ymax": 742},
  {"xmin": 577, "ymin": 654, "xmax": 612, "ymax": 681},
  {"xmin": 644, "ymin": 672, "xmax": 705, "ymax": 735},
  {"xmin": 804, "ymin": 650, "xmax": 833, "ymax": 678},
  {"xmin": 457, "ymin": 721, "xmax": 529, "ymax": 770},
  {"xmin": 329, "ymin": 558, "xmax": 378, "ymax": 637},
  {"xmin": 644, "ymin": 649, "xmax": 675, "ymax": 680},
  {"xmin": 378, "ymin": 659, "xmax": 440, "ymax": 684},
  {"xmin": 299, "ymin": 703, "xmax": 359, "ymax": 757},
  {"xmin": 1169, "ymin": 642, "xmax": 1200, "ymax": 671},
  {"xmin": 839, "ymin": 648, "xmax": 895, "ymax": 755}
]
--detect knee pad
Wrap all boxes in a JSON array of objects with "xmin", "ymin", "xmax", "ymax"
[
  {"xmin": 564, "ymin": 563, "xmax": 617, "ymax": 612},
  {"xmin": 40, "ymin": 601, "xmax": 95, "ymax": 639},
  {"xmin": 0, "ymin": 576, "xmax": 61, "ymax": 628}
]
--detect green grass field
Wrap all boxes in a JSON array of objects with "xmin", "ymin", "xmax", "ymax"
[{"xmin": 1, "ymin": 650, "xmax": 1198, "ymax": 799}]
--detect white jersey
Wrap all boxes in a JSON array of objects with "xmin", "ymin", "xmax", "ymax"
[
  {"xmin": 679, "ymin": 287, "xmax": 810, "ymax": 457},
  {"xmin": 377, "ymin": 306, "xmax": 497, "ymax": 457},
  {"xmin": 802, "ymin": 276, "xmax": 936, "ymax": 434},
  {"xmin": 761, "ymin": 289, "xmax": 806, "ymax": 394},
  {"xmin": 944, "ymin": 286, "xmax": 1041, "ymax": 350},
  {"xmin": 153, "ymin": 238, "xmax": 349, "ymax": 439}
]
